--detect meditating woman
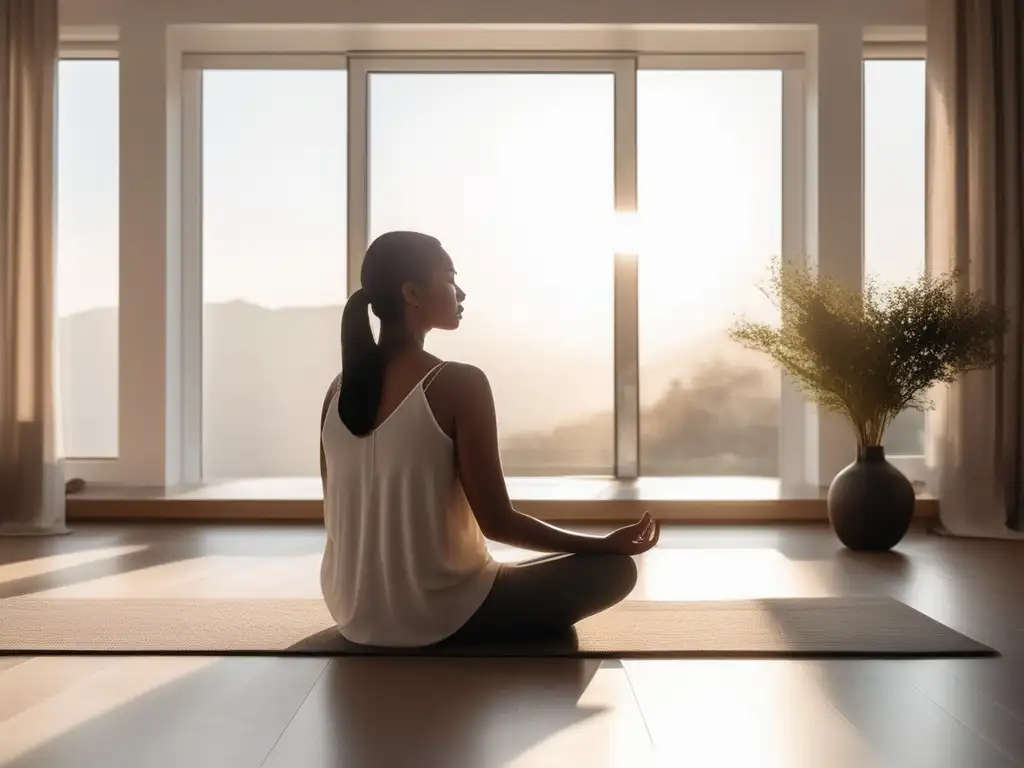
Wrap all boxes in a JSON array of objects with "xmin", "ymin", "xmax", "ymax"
[{"xmin": 319, "ymin": 231, "xmax": 660, "ymax": 648}]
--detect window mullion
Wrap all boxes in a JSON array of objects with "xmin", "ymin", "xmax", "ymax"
[
  {"xmin": 347, "ymin": 58, "xmax": 370, "ymax": 297},
  {"xmin": 180, "ymin": 69, "xmax": 203, "ymax": 485},
  {"xmin": 780, "ymin": 67, "xmax": 808, "ymax": 494},
  {"xmin": 613, "ymin": 60, "xmax": 639, "ymax": 479}
]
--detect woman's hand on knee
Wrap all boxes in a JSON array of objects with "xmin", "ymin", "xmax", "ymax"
[{"xmin": 599, "ymin": 512, "xmax": 661, "ymax": 556}]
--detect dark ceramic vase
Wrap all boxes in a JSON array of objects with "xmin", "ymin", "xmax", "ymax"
[{"xmin": 826, "ymin": 445, "xmax": 916, "ymax": 551}]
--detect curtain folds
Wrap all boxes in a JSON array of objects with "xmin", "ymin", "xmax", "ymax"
[
  {"xmin": 926, "ymin": 0, "xmax": 1024, "ymax": 538},
  {"xmin": 0, "ymin": 0, "xmax": 66, "ymax": 536}
]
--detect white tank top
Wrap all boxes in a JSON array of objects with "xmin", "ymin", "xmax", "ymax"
[{"xmin": 320, "ymin": 363, "xmax": 499, "ymax": 647}]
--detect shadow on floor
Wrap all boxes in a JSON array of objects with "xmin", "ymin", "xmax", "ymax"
[
  {"xmin": 266, "ymin": 657, "xmax": 609, "ymax": 767},
  {"xmin": 0, "ymin": 523, "xmax": 326, "ymax": 598},
  {"xmin": 3, "ymin": 656, "xmax": 609, "ymax": 768}
]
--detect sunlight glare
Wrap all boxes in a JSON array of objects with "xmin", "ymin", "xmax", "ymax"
[
  {"xmin": 611, "ymin": 209, "xmax": 641, "ymax": 257},
  {"xmin": 0, "ymin": 657, "xmax": 217, "ymax": 764},
  {"xmin": 0, "ymin": 544, "xmax": 149, "ymax": 585},
  {"xmin": 508, "ymin": 665, "xmax": 655, "ymax": 767},
  {"xmin": 636, "ymin": 549, "xmax": 832, "ymax": 601}
]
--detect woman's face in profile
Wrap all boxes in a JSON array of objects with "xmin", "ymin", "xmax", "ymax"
[
  {"xmin": 411, "ymin": 250, "xmax": 465, "ymax": 332},
  {"xmin": 431, "ymin": 260, "xmax": 465, "ymax": 331}
]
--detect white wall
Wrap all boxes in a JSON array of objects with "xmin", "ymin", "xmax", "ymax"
[{"xmin": 60, "ymin": 0, "xmax": 924, "ymax": 29}]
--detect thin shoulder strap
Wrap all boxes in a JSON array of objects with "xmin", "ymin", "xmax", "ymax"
[{"xmin": 422, "ymin": 361, "xmax": 450, "ymax": 392}]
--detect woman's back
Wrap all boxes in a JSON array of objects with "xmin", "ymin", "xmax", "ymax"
[{"xmin": 320, "ymin": 362, "xmax": 499, "ymax": 647}]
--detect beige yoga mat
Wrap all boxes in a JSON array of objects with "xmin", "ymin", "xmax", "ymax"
[{"xmin": 0, "ymin": 596, "xmax": 995, "ymax": 658}]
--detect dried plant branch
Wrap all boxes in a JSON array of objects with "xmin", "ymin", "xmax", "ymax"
[{"xmin": 729, "ymin": 258, "xmax": 1006, "ymax": 449}]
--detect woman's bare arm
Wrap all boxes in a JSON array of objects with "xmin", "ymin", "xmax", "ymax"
[
  {"xmin": 449, "ymin": 364, "xmax": 613, "ymax": 555},
  {"xmin": 319, "ymin": 374, "xmax": 341, "ymax": 497}
]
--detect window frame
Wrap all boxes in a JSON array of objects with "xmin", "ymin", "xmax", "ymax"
[
  {"xmin": 633, "ymin": 55, "xmax": 804, "ymax": 483},
  {"xmin": 862, "ymin": 43, "xmax": 929, "ymax": 486},
  {"xmin": 179, "ymin": 54, "xmax": 350, "ymax": 485},
  {"xmin": 348, "ymin": 55, "xmax": 638, "ymax": 477},
  {"xmin": 153, "ymin": 51, "xmax": 812, "ymax": 487},
  {"xmin": 348, "ymin": 54, "xmax": 802, "ymax": 481},
  {"xmin": 72, "ymin": 38, "xmax": 933, "ymax": 494},
  {"xmin": 58, "ymin": 47, "xmax": 123, "ymax": 482}
]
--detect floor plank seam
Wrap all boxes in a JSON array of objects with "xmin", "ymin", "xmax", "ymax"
[
  {"xmin": 257, "ymin": 659, "xmax": 331, "ymax": 768},
  {"xmin": 907, "ymin": 690, "xmax": 1024, "ymax": 768},
  {"xmin": 620, "ymin": 664, "xmax": 656, "ymax": 748}
]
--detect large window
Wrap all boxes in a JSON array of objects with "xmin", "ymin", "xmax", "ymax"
[
  {"xmin": 56, "ymin": 59, "xmax": 120, "ymax": 459},
  {"xmin": 152, "ymin": 51, "xmax": 886, "ymax": 491},
  {"xmin": 636, "ymin": 70, "xmax": 783, "ymax": 477},
  {"xmin": 366, "ymin": 72, "xmax": 616, "ymax": 476},
  {"xmin": 864, "ymin": 59, "xmax": 927, "ymax": 457},
  {"xmin": 201, "ymin": 69, "xmax": 347, "ymax": 480}
]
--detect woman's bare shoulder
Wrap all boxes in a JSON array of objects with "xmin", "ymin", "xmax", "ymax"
[
  {"xmin": 429, "ymin": 363, "xmax": 496, "ymax": 423},
  {"xmin": 320, "ymin": 372, "xmax": 341, "ymax": 427},
  {"xmin": 324, "ymin": 371, "xmax": 341, "ymax": 398},
  {"xmin": 436, "ymin": 361, "xmax": 490, "ymax": 391}
]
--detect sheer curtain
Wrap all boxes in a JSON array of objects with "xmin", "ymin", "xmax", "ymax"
[
  {"xmin": 926, "ymin": 0, "xmax": 1024, "ymax": 538},
  {"xmin": 0, "ymin": 0, "xmax": 66, "ymax": 536}
]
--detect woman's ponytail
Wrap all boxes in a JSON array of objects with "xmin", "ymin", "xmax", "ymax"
[
  {"xmin": 337, "ymin": 288, "xmax": 383, "ymax": 435},
  {"xmin": 335, "ymin": 231, "xmax": 447, "ymax": 435}
]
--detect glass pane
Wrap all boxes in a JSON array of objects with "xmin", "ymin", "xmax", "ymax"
[
  {"xmin": 636, "ymin": 70, "xmax": 783, "ymax": 477},
  {"xmin": 201, "ymin": 70, "xmax": 347, "ymax": 480},
  {"xmin": 368, "ymin": 73, "xmax": 615, "ymax": 476},
  {"xmin": 864, "ymin": 59, "xmax": 927, "ymax": 456},
  {"xmin": 56, "ymin": 59, "xmax": 120, "ymax": 458}
]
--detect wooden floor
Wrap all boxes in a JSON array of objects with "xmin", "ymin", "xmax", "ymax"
[{"xmin": 0, "ymin": 522, "xmax": 1022, "ymax": 767}]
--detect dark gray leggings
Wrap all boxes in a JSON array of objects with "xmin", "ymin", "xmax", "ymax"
[{"xmin": 444, "ymin": 552, "xmax": 638, "ymax": 644}]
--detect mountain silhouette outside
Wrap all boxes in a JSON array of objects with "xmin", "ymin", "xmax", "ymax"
[{"xmin": 59, "ymin": 301, "xmax": 924, "ymax": 479}]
